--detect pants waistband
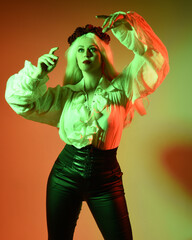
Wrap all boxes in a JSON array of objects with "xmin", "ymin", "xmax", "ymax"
[
  {"xmin": 57, "ymin": 144, "xmax": 119, "ymax": 178},
  {"xmin": 65, "ymin": 144, "xmax": 117, "ymax": 154}
]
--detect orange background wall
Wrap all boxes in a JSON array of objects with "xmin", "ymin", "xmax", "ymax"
[{"xmin": 1, "ymin": 0, "xmax": 192, "ymax": 239}]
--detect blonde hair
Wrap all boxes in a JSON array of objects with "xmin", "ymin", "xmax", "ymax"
[{"xmin": 63, "ymin": 33, "xmax": 118, "ymax": 85}]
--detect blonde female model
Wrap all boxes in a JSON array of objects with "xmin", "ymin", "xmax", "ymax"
[{"xmin": 5, "ymin": 11, "xmax": 169, "ymax": 240}]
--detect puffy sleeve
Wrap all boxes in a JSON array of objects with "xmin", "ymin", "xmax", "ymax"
[
  {"xmin": 111, "ymin": 11, "xmax": 170, "ymax": 126},
  {"xmin": 5, "ymin": 60, "xmax": 68, "ymax": 127}
]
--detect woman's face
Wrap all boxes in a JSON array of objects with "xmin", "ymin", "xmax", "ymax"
[{"xmin": 76, "ymin": 36, "xmax": 102, "ymax": 73}]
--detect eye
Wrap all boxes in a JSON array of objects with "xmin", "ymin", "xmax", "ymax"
[
  {"xmin": 90, "ymin": 47, "xmax": 98, "ymax": 52},
  {"xmin": 78, "ymin": 48, "xmax": 84, "ymax": 53}
]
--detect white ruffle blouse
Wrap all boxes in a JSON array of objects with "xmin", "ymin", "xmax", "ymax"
[{"xmin": 5, "ymin": 11, "xmax": 169, "ymax": 150}]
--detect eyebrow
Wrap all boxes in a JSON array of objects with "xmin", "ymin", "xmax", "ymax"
[{"xmin": 78, "ymin": 44, "xmax": 98, "ymax": 48}]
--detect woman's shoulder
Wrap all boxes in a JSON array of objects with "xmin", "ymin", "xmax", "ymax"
[{"xmin": 62, "ymin": 78, "xmax": 84, "ymax": 92}]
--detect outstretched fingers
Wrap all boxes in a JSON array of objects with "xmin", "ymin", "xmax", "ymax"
[
  {"xmin": 49, "ymin": 47, "xmax": 59, "ymax": 55},
  {"xmin": 96, "ymin": 12, "xmax": 128, "ymax": 33},
  {"xmin": 48, "ymin": 47, "xmax": 59, "ymax": 63},
  {"xmin": 41, "ymin": 56, "xmax": 55, "ymax": 65},
  {"xmin": 96, "ymin": 15, "xmax": 110, "ymax": 32},
  {"xmin": 96, "ymin": 14, "xmax": 119, "ymax": 32},
  {"xmin": 40, "ymin": 57, "xmax": 52, "ymax": 68},
  {"xmin": 96, "ymin": 15, "xmax": 109, "ymax": 19}
]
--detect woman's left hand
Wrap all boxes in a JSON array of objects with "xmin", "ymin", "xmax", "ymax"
[{"xmin": 96, "ymin": 11, "xmax": 132, "ymax": 33}]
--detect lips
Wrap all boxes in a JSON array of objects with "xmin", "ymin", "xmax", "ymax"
[{"xmin": 83, "ymin": 60, "xmax": 91, "ymax": 64}]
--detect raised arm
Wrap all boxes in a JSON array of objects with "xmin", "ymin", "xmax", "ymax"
[
  {"xmin": 97, "ymin": 11, "xmax": 170, "ymax": 126},
  {"xmin": 5, "ymin": 48, "xmax": 68, "ymax": 127}
]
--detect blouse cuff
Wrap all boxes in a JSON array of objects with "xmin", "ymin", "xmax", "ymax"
[
  {"xmin": 111, "ymin": 11, "xmax": 148, "ymax": 55},
  {"xmin": 5, "ymin": 60, "xmax": 49, "ymax": 105},
  {"xmin": 19, "ymin": 60, "xmax": 49, "ymax": 89}
]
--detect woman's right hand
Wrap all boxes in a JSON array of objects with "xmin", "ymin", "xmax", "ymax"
[{"xmin": 32, "ymin": 47, "xmax": 59, "ymax": 79}]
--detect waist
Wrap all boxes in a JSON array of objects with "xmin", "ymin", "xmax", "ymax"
[
  {"xmin": 59, "ymin": 144, "xmax": 118, "ymax": 159},
  {"xmin": 57, "ymin": 144, "xmax": 119, "ymax": 177}
]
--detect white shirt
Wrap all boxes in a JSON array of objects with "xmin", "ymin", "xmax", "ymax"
[{"xmin": 5, "ymin": 11, "xmax": 169, "ymax": 149}]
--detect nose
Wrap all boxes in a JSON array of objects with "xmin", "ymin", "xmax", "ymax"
[{"xmin": 85, "ymin": 49, "xmax": 93, "ymax": 58}]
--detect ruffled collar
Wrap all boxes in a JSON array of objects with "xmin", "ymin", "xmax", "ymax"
[{"xmin": 63, "ymin": 75, "xmax": 123, "ymax": 93}]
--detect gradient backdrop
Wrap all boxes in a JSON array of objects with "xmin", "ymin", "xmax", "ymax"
[{"xmin": 1, "ymin": 0, "xmax": 192, "ymax": 239}]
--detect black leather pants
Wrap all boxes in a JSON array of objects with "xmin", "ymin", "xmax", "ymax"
[{"xmin": 46, "ymin": 144, "xmax": 133, "ymax": 240}]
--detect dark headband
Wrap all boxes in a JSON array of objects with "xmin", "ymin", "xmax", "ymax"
[{"xmin": 68, "ymin": 24, "xmax": 111, "ymax": 45}]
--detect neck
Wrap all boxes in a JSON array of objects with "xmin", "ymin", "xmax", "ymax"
[{"xmin": 82, "ymin": 70, "xmax": 102, "ymax": 92}]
